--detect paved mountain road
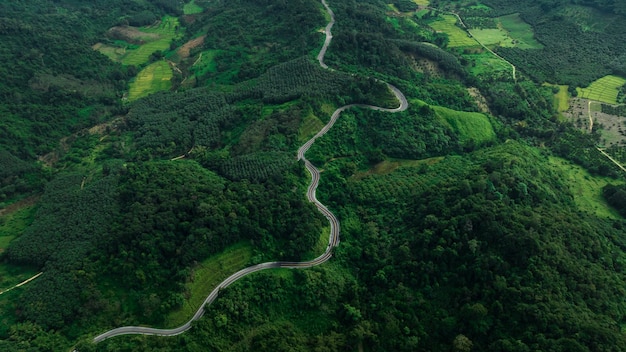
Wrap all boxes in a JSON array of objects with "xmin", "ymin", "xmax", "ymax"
[{"xmin": 92, "ymin": 0, "xmax": 407, "ymax": 343}]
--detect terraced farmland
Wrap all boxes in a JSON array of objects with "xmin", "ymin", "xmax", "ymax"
[
  {"xmin": 429, "ymin": 15, "xmax": 479, "ymax": 47},
  {"xmin": 128, "ymin": 61, "xmax": 173, "ymax": 101},
  {"xmin": 577, "ymin": 75, "xmax": 626, "ymax": 104}
]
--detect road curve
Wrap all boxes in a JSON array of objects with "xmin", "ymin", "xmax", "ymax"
[{"xmin": 92, "ymin": 0, "xmax": 408, "ymax": 343}]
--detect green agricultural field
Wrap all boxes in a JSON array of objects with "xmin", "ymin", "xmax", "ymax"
[
  {"xmin": 548, "ymin": 156, "xmax": 624, "ymax": 219},
  {"xmin": 127, "ymin": 61, "xmax": 173, "ymax": 101},
  {"xmin": 299, "ymin": 111, "xmax": 325, "ymax": 143},
  {"xmin": 95, "ymin": 16, "xmax": 182, "ymax": 66},
  {"xmin": 412, "ymin": 0, "xmax": 430, "ymax": 5},
  {"xmin": 429, "ymin": 15, "xmax": 479, "ymax": 47},
  {"xmin": 577, "ymin": 75, "xmax": 626, "ymax": 104},
  {"xmin": 469, "ymin": 28, "xmax": 513, "ymax": 47},
  {"xmin": 183, "ymin": 0, "xmax": 203, "ymax": 15},
  {"xmin": 464, "ymin": 50, "xmax": 512, "ymax": 76},
  {"xmin": 469, "ymin": 14, "xmax": 541, "ymax": 49},
  {"xmin": 165, "ymin": 242, "xmax": 252, "ymax": 327},
  {"xmin": 498, "ymin": 14, "xmax": 543, "ymax": 49},
  {"xmin": 433, "ymin": 105, "xmax": 496, "ymax": 147}
]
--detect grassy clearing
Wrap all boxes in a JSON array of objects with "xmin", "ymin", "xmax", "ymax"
[
  {"xmin": 0, "ymin": 205, "xmax": 37, "ymax": 251},
  {"xmin": 190, "ymin": 50, "xmax": 220, "ymax": 78},
  {"xmin": 465, "ymin": 50, "xmax": 512, "ymax": 76},
  {"xmin": 183, "ymin": 0, "xmax": 203, "ymax": 15},
  {"xmin": 548, "ymin": 156, "xmax": 624, "ymax": 219},
  {"xmin": 429, "ymin": 15, "xmax": 479, "ymax": 47},
  {"xmin": 127, "ymin": 61, "xmax": 173, "ymax": 101},
  {"xmin": 166, "ymin": 242, "xmax": 252, "ymax": 327},
  {"xmin": 299, "ymin": 110, "xmax": 325, "ymax": 143},
  {"xmin": 543, "ymin": 83, "xmax": 570, "ymax": 112},
  {"xmin": 498, "ymin": 14, "xmax": 543, "ymax": 49},
  {"xmin": 433, "ymin": 105, "xmax": 496, "ymax": 146},
  {"xmin": 470, "ymin": 28, "xmax": 513, "ymax": 47},
  {"xmin": 412, "ymin": 0, "xmax": 430, "ymax": 5},
  {"xmin": 577, "ymin": 75, "xmax": 626, "ymax": 104}
]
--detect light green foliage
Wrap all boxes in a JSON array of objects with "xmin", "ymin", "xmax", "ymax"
[
  {"xmin": 548, "ymin": 156, "xmax": 624, "ymax": 219},
  {"xmin": 433, "ymin": 105, "xmax": 496, "ymax": 147},
  {"xmin": 429, "ymin": 15, "xmax": 479, "ymax": 47},
  {"xmin": 543, "ymin": 83, "xmax": 570, "ymax": 112},
  {"xmin": 577, "ymin": 75, "xmax": 626, "ymax": 104},
  {"xmin": 190, "ymin": 49, "xmax": 220, "ymax": 78},
  {"xmin": 183, "ymin": 0, "xmax": 203, "ymax": 15},
  {"xmin": 464, "ymin": 50, "xmax": 512, "ymax": 76},
  {"xmin": 128, "ymin": 60, "xmax": 173, "ymax": 101}
]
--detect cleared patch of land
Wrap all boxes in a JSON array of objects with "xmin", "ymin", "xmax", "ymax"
[
  {"xmin": 577, "ymin": 75, "xmax": 626, "ymax": 104},
  {"xmin": 497, "ymin": 14, "xmax": 543, "ymax": 49},
  {"xmin": 0, "ymin": 204, "xmax": 37, "ymax": 252},
  {"xmin": 299, "ymin": 110, "xmax": 325, "ymax": 143},
  {"xmin": 95, "ymin": 16, "xmax": 182, "ymax": 66},
  {"xmin": 464, "ymin": 49, "xmax": 511, "ymax": 76},
  {"xmin": 412, "ymin": 0, "xmax": 430, "ymax": 5},
  {"xmin": 543, "ymin": 83, "xmax": 570, "ymax": 112},
  {"xmin": 548, "ymin": 156, "xmax": 624, "ymax": 219},
  {"xmin": 433, "ymin": 105, "xmax": 496, "ymax": 147},
  {"xmin": 190, "ymin": 49, "xmax": 221, "ymax": 78},
  {"xmin": 429, "ymin": 15, "xmax": 479, "ymax": 47},
  {"xmin": 127, "ymin": 61, "xmax": 173, "ymax": 101},
  {"xmin": 165, "ymin": 242, "xmax": 252, "ymax": 327},
  {"xmin": 177, "ymin": 35, "xmax": 206, "ymax": 59}
]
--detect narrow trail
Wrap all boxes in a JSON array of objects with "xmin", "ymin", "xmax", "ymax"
[
  {"xmin": 0, "ymin": 272, "xmax": 43, "ymax": 296},
  {"xmin": 588, "ymin": 100, "xmax": 594, "ymax": 133},
  {"xmin": 91, "ymin": 0, "xmax": 407, "ymax": 343}
]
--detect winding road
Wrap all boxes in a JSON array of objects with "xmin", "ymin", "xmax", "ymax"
[{"xmin": 92, "ymin": 0, "xmax": 407, "ymax": 343}]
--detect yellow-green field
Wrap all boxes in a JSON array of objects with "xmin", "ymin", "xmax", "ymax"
[
  {"xmin": 127, "ymin": 61, "xmax": 173, "ymax": 101},
  {"xmin": 577, "ymin": 75, "xmax": 626, "ymax": 104},
  {"xmin": 433, "ymin": 105, "xmax": 496, "ymax": 146},
  {"xmin": 412, "ymin": 0, "xmax": 430, "ymax": 5},
  {"xmin": 165, "ymin": 242, "xmax": 252, "ymax": 327},
  {"xmin": 183, "ymin": 0, "xmax": 203, "ymax": 15},
  {"xmin": 543, "ymin": 83, "xmax": 570, "ymax": 112},
  {"xmin": 429, "ymin": 15, "xmax": 479, "ymax": 47},
  {"xmin": 96, "ymin": 16, "xmax": 182, "ymax": 66},
  {"xmin": 548, "ymin": 156, "xmax": 624, "ymax": 219}
]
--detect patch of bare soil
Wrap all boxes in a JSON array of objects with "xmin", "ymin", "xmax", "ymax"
[
  {"xmin": 177, "ymin": 35, "xmax": 206, "ymax": 59},
  {"xmin": 0, "ymin": 195, "xmax": 39, "ymax": 216},
  {"xmin": 563, "ymin": 98, "xmax": 626, "ymax": 146},
  {"xmin": 107, "ymin": 26, "xmax": 159, "ymax": 44},
  {"xmin": 467, "ymin": 87, "xmax": 492, "ymax": 114}
]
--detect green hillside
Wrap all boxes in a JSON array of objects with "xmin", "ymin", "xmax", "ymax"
[{"xmin": 1, "ymin": 0, "xmax": 626, "ymax": 351}]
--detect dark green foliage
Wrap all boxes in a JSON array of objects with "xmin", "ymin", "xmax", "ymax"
[
  {"xmin": 601, "ymin": 103, "xmax": 626, "ymax": 117},
  {"xmin": 603, "ymin": 184, "xmax": 626, "ymax": 217},
  {"xmin": 215, "ymin": 152, "xmax": 295, "ymax": 182},
  {"xmin": 0, "ymin": 150, "xmax": 44, "ymax": 202}
]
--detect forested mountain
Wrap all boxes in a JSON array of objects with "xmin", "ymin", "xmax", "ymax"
[{"xmin": 1, "ymin": 0, "xmax": 626, "ymax": 351}]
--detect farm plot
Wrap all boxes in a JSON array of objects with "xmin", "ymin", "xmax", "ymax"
[
  {"xmin": 577, "ymin": 75, "xmax": 626, "ymax": 104},
  {"xmin": 464, "ymin": 50, "xmax": 512, "ymax": 77},
  {"xmin": 498, "ymin": 14, "xmax": 543, "ymax": 49},
  {"xmin": 94, "ymin": 16, "xmax": 181, "ymax": 66},
  {"xmin": 127, "ymin": 61, "xmax": 173, "ymax": 101},
  {"xmin": 429, "ymin": 15, "xmax": 479, "ymax": 47}
]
